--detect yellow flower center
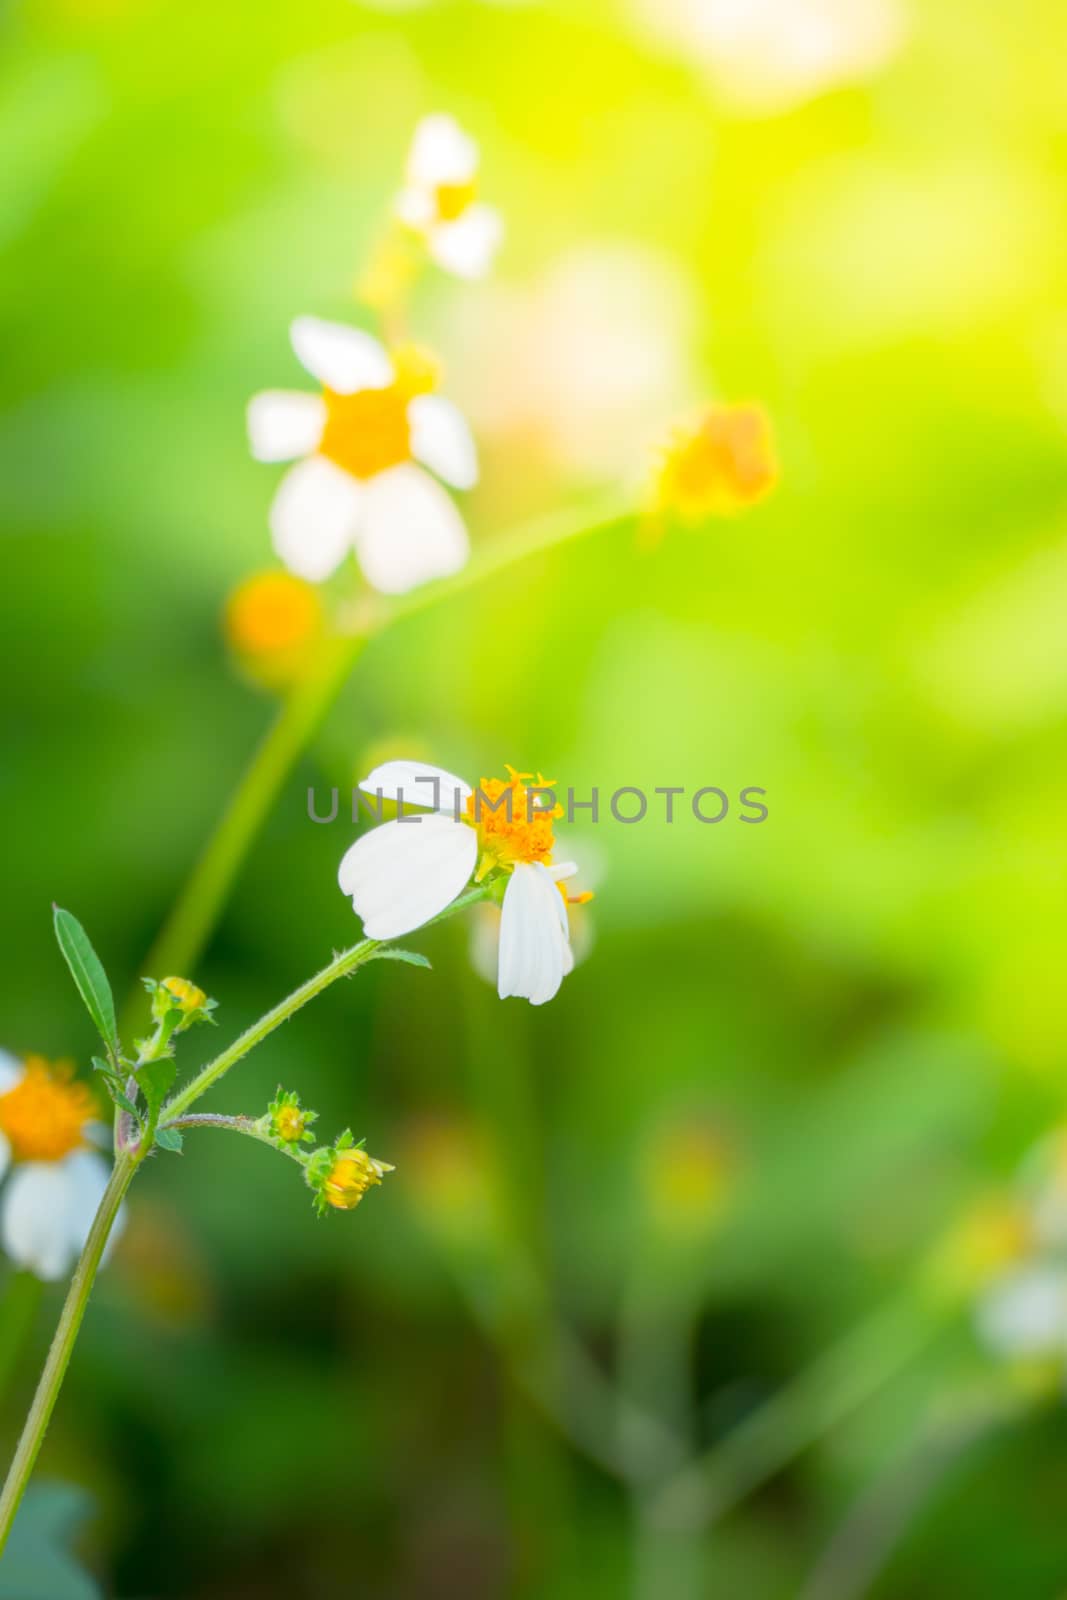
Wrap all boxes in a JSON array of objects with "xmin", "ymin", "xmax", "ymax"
[
  {"xmin": 657, "ymin": 405, "xmax": 777, "ymax": 518},
  {"xmin": 225, "ymin": 572, "xmax": 322, "ymax": 659},
  {"xmin": 324, "ymin": 1148, "xmax": 393, "ymax": 1210},
  {"xmin": 466, "ymin": 767, "xmax": 563, "ymax": 877},
  {"xmin": 0, "ymin": 1057, "xmax": 94, "ymax": 1163},
  {"xmin": 434, "ymin": 179, "xmax": 477, "ymax": 223},
  {"xmin": 275, "ymin": 1106, "xmax": 307, "ymax": 1143},
  {"xmin": 319, "ymin": 384, "xmax": 413, "ymax": 480}
]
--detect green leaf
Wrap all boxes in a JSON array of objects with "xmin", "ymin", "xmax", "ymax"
[
  {"xmin": 137, "ymin": 1057, "xmax": 177, "ymax": 1121},
  {"xmin": 369, "ymin": 947, "xmax": 432, "ymax": 970},
  {"xmin": 154, "ymin": 1126, "xmax": 183, "ymax": 1154},
  {"xmin": 53, "ymin": 908, "xmax": 119, "ymax": 1062}
]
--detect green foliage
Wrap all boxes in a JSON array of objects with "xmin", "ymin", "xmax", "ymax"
[{"xmin": 52, "ymin": 909, "xmax": 118, "ymax": 1065}]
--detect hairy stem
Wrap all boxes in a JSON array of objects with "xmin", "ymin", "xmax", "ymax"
[{"xmin": 0, "ymin": 1155, "xmax": 137, "ymax": 1555}]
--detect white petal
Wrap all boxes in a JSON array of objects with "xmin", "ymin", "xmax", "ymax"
[
  {"xmin": 0, "ymin": 1051, "xmax": 23, "ymax": 1093},
  {"xmin": 338, "ymin": 814, "xmax": 478, "ymax": 939},
  {"xmin": 290, "ymin": 316, "xmax": 393, "ymax": 394},
  {"xmin": 270, "ymin": 457, "xmax": 364, "ymax": 582},
  {"xmin": 247, "ymin": 390, "xmax": 326, "ymax": 462},
  {"xmin": 407, "ymin": 113, "xmax": 479, "ymax": 187},
  {"xmin": 429, "ymin": 205, "xmax": 503, "ymax": 280},
  {"xmin": 63, "ymin": 1150, "xmax": 124, "ymax": 1267},
  {"xmin": 394, "ymin": 186, "xmax": 436, "ymax": 230},
  {"xmin": 359, "ymin": 760, "xmax": 472, "ymax": 815},
  {"xmin": 2, "ymin": 1164, "xmax": 78, "ymax": 1281},
  {"xmin": 355, "ymin": 464, "xmax": 469, "ymax": 595},
  {"xmin": 498, "ymin": 862, "xmax": 572, "ymax": 1006},
  {"xmin": 409, "ymin": 395, "xmax": 479, "ymax": 490},
  {"xmin": 0, "ymin": 1131, "xmax": 10, "ymax": 1182}
]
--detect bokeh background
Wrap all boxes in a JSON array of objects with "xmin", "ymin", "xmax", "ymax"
[{"xmin": 3, "ymin": 0, "xmax": 1067, "ymax": 1594}]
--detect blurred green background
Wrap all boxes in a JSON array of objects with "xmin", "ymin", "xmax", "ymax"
[{"xmin": 3, "ymin": 0, "xmax": 1067, "ymax": 1593}]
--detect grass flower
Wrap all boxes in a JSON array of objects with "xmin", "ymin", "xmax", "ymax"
[
  {"xmin": 338, "ymin": 760, "xmax": 592, "ymax": 1005},
  {"xmin": 654, "ymin": 403, "xmax": 777, "ymax": 521},
  {"xmin": 248, "ymin": 318, "xmax": 476, "ymax": 593},
  {"xmin": 395, "ymin": 114, "xmax": 502, "ymax": 280},
  {"xmin": 0, "ymin": 1051, "xmax": 122, "ymax": 1281}
]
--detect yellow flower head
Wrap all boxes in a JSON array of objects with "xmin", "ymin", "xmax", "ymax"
[
  {"xmin": 467, "ymin": 766, "xmax": 563, "ymax": 880},
  {"xmin": 160, "ymin": 977, "xmax": 208, "ymax": 1015},
  {"xmin": 225, "ymin": 570, "xmax": 324, "ymax": 690},
  {"xmin": 0, "ymin": 1057, "xmax": 95, "ymax": 1164},
  {"xmin": 322, "ymin": 1146, "xmax": 395, "ymax": 1211},
  {"xmin": 655, "ymin": 404, "xmax": 777, "ymax": 520}
]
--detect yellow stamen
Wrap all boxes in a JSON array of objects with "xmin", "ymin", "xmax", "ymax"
[
  {"xmin": 0, "ymin": 1057, "xmax": 94, "ymax": 1163},
  {"xmin": 465, "ymin": 766, "xmax": 563, "ymax": 873},
  {"xmin": 319, "ymin": 384, "xmax": 412, "ymax": 479},
  {"xmin": 655, "ymin": 404, "xmax": 777, "ymax": 520}
]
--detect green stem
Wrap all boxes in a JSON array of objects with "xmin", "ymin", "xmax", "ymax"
[
  {"xmin": 648, "ymin": 1293, "xmax": 939, "ymax": 1531},
  {"xmin": 162, "ymin": 884, "xmax": 490, "ymax": 1124},
  {"xmin": 126, "ymin": 633, "xmax": 365, "ymax": 1014},
  {"xmin": 0, "ymin": 1275, "xmax": 44, "ymax": 1405},
  {"xmin": 162, "ymin": 1112, "xmax": 309, "ymax": 1168},
  {"xmin": 0, "ymin": 1155, "xmax": 137, "ymax": 1556},
  {"xmin": 128, "ymin": 499, "xmax": 632, "ymax": 999}
]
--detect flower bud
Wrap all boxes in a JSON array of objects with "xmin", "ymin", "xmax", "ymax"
[{"xmin": 321, "ymin": 1146, "xmax": 394, "ymax": 1211}]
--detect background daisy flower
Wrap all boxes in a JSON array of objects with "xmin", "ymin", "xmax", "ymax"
[
  {"xmin": 0, "ymin": 1050, "xmax": 123, "ymax": 1282},
  {"xmin": 247, "ymin": 318, "xmax": 477, "ymax": 594},
  {"xmin": 395, "ymin": 114, "xmax": 503, "ymax": 280},
  {"xmin": 338, "ymin": 760, "xmax": 590, "ymax": 1005}
]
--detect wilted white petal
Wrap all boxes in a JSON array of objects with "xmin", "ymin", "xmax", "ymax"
[
  {"xmin": 290, "ymin": 316, "xmax": 393, "ymax": 394},
  {"xmin": 430, "ymin": 204, "xmax": 503, "ymax": 280},
  {"xmin": 2, "ymin": 1164, "xmax": 77, "ymax": 1281},
  {"xmin": 355, "ymin": 464, "xmax": 469, "ymax": 595},
  {"xmin": 359, "ymin": 760, "xmax": 472, "ymax": 814},
  {"xmin": 247, "ymin": 390, "xmax": 326, "ymax": 462},
  {"xmin": 976, "ymin": 1266, "xmax": 1067, "ymax": 1358},
  {"xmin": 270, "ymin": 457, "xmax": 364, "ymax": 582},
  {"xmin": 498, "ymin": 862, "xmax": 572, "ymax": 1006},
  {"xmin": 338, "ymin": 814, "xmax": 478, "ymax": 939},
  {"xmin": 0, "ymin": 1051, "xmax": 23, "ymax": 1093},
  {"xmin": 407, "ymin": 113, "xmax": 479, "ymax": 187},
  {"xmin": 63, "ymin": 1150, "xmax": 124, "ymax": 1266},
  {"xmin": 409, "ymin": 395, "xmax": 479, "ymax": 490}
]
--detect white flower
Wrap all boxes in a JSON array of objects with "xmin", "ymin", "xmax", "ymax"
[
  {"xmin": 395, "ymin": 114, "xmax": 503, "ymax": 280},
  {"xmin": 338, "ymin": 761, "xmax": 592, "ymax": 1005},
  {"xmin": 247, "ymin": 319, "xmax": 477, "ymax": 594},
  {"xmin": 0, "ymin": 1051, "xmax": 124, "ymax": 1282},
  {"xmin": 628, "ymin": 0, "xmax": 905, "ymax": 114},
  {"xmin": 975, "ymin": 1265, "xmax": 1067, "ymax": 1362}
]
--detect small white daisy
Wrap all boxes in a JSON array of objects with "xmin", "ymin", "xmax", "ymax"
[
  {"xmin": 338, "ymin": 761, "xmax": 593, "ymax": 1006},
  {"xmin": 975, "ymin": 1265, "xmax": 1067, "ymax": 1363},
  {"xmin": 395, "ymin": 114, "xmax": 503, "ymax": 281},
  {"xmin": 248, "ymin": 319, "xmax": 477, "ymax": 594},
  {"xmin": 0, "ymin": 1051, "xmax": 124, "ymax": 1282}
]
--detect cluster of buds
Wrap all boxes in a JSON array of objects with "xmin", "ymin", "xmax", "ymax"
[{"xmin": 255, "ymin": 1092, "xmax": 393, "ymax": 1217}]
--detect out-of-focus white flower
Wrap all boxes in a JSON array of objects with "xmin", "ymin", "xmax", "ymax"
[
  {"xmin": 0, "ymin": 1051, "xmax": 123, "ymax": 1282},
  {"xmin": 451, "ymin": 243, "xmax": 698, "ymax": 479},
  {"xmin": 628, "ymin": 0, "xmax": 906, "ymax": 114},
  {"xmin": 396, "ymin": 114, "xmax": 503, "ymax": 280},
  {"xmin": 976, "ymin": 1266, "xmax": 1067, "ymax": 1362},
  {"xmin": 339, "ymin": 762, "xmax": 593, "ymax": 1005},
  {"xmin": 248, "ymin": 320, "xmax": 476, "ymax": 594}
]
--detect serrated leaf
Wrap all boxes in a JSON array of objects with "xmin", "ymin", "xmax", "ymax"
[
  {"xmin": 53, "ymin": 908, "xmax": 119, "ymax": 1062},
  {"xmin": 154, "ymin": 1126, "xmax": 183, "ymax": 1154},
  {"xmin": 369, "ymin": 947, "xmax": 432, "ymax": 970}
]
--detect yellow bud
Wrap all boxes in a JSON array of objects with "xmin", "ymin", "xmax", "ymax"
[
  {"xmin": 323, "ymin": 1148, "xmax": 395, "ymax": 1211},
  {"xmin": 274, "ymin": 1105, "xmax": 309, "ymax": 1144},
  {"xmin": 161, "ymin": 977, "xmax": 207, "ymax": 1015},
  {"xmin": 653, "ymin": 404, "xmax": 777, "ymax": 522},
  {"xmin": 224, "ymin": 570, "xmax": 324, "ymax": 691}
]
